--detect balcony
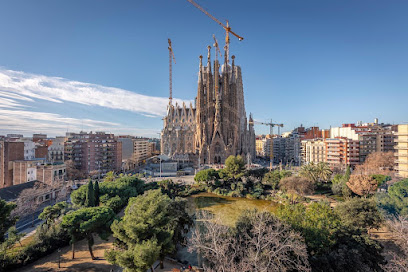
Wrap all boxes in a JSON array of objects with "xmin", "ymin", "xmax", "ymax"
[
  {"xmin": 394, "ymin": 139, "xmax": 408, "ymax": 143},
  {"xmin": 395, "ymin": 145, "xmax": 408, "ymax": 150}
]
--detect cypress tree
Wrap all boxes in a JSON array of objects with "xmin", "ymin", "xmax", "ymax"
[
  {"xmin": 85, "ymin": 180, "xmax": 95, "ymax": 207},
  {"xmin": 94, "ymin": 181, "xmax": 100, "ymax": 206}
]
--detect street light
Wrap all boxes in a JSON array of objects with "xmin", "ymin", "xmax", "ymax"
[
  {"xmin": 159, "ymin": 156, "xmax": 162, "ymax": 178},
  {"xmin": 57, "ymin": 248, "xmax": 61, "ymax": 268}
]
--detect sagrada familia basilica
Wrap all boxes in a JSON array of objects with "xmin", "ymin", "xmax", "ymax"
[{"xmin": 161, "ymin": 45, "xmax": 255, "ymax": 165}]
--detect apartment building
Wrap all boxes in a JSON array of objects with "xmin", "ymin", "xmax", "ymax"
[
  {"xmin": 395, "ymin": 124, "xmax": 408, "ymax": 178},
  {"xmin": 48, "ymin": 136, "xmax": 65, "ymax": 163},
  {"xmin": 12, "ymin": 159, "xmax": 44, "ymax": 185},
  {"xmin": 325, "ymin": 137, "xmax": 360, "ymax": 169},
  {"xmin": 0, "ymin": 141, "xmax": 25, "ymax": 188},
  {"xmin": 36, "ymin": 163, "xmax": 66, "ymax": 185},
  {"xmin": 64, "ymin": 132, "xmax": 122, "ymax": 175},
  {"xmin": 133, "ymin": 138, "xmax": 152, "ymax": 164},
  {"xmin": 302, "ymin": 139, "xmax": 326, "ymax": 164},
  {"xmin": 330, "ymin": 120, "xmax": 397, "ymax": 163}
]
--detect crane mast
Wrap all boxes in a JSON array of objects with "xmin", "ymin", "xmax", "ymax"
[
  {"xmin": 168, "ymin": 38, "xmax": 176, "ymax": 105},
  {"xmin": 212, "ymin": 34, "xmax": 222, "ymax": 62},
  {"xmin": 186, "ymin": 0, "xmax": 243, "ymax": 62}
]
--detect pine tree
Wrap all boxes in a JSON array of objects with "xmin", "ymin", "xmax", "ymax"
[
  {"xmin": 85, "ymin": 180, "xmax": 95, "ymax": 207},
  {"xmin": 94, "ymin": 181, "xmax": 100, "ymax": 206},
  {"xmin": 344, "ymin": 166, "xmax": 351, "ymax": 181},
  {"xmin": 342, "ymin": 166, "xmax": 352, "ymax": 198}
]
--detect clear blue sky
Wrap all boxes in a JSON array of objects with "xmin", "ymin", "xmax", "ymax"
[{"xmin": 0, "ymin": 0, "xmax": 407, "ymax": 137}]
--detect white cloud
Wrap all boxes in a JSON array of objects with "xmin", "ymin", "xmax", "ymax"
[
  {"xmin": 0, "ymin": 68, "xmax": 191, "ymax": 117},
  {"xmin": 0, "ymin": 68, "xmax": 195, "ymax": 137},
  {"xmin": 0, "ymin": 108, "xmax": 119, "ymax": 135}
]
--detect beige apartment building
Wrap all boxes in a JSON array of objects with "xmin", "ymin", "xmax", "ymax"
[
  {"xmin": 133, "ymin": 139, "xmax": 152, "ymax": 164},
  {"xmin": 395, "ymin": 124, "xmax": 408, "ymax": 178},
  {"xmin": 256, "ymin": 136, "xmax": 272, "ymax": 159},
  {"xmin": 302, "ymin": 139, "xmax": 326, "ymax": 164}
]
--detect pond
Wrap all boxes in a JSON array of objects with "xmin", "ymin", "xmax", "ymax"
[
  {"xmin": 187, "ymin": 192, "xmax": 279, "ymax": 226},
  {"xmin": 175, "ymin": 193, "xmax": 279, "ymax": 266}
]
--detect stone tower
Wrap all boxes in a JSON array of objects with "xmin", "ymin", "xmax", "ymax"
[
  {"xmin": 161, "ymin": 44, "xmax": 255, "ymax": 165},
  {"xmin": 195, "ymin": 45, "xmax": 255, "ymax": 164}
]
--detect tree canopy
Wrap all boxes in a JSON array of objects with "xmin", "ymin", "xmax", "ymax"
[
  {"xmin": 106, "ymin": 189, "xmax": 192, "ymax": 271},
  {"xmin": 347, "ymin": 174, "xmax": 378, "ymax": 196},
  {"xmin": 277, "ymin": 201, "xmax": 384, "ymax": 271},
  {"xmin": 190, "ymin": 210, "xmax": 310, "ymax": 272},
  {"xmin": 61, "ymin": 206, "xmax": 115, "ymax": 259},
  {"xmin": 378, "ymin": 179, "xmax": 408, "ymax": 216},
  {"xmin": 85, "ymin": 180, "xmax": 95, "ymax": 207},
  {"xmin": 0, "ymin": 199, "xmax": 17, "ymax": 243},
  {"xmin": 194, "ymin": 169, "xmax": 219, "ymax": 184},
  {"xmin": 335, "ymin": 198, "xmax": 383, "ymax": 231},
  {"xmin": 223, "ymin": 155, "xmax": 246, "ymax": 180}
]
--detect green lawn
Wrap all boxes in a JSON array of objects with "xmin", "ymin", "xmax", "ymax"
[{"xmin": 188, "ymin": 192, "xmax": 279, "ymax": 226}]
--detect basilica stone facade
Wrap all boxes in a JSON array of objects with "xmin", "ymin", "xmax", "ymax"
[{"xmin": 161, "ymin": 45, "xmax": 255, "ymax": 165}]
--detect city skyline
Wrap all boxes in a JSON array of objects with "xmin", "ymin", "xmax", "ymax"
[{"xmin": 1, "ymin": 0, "xmax": 407, "ymax": 137}]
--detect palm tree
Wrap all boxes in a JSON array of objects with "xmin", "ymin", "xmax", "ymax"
[
  {"xmin": 300, "ymin": 162, "xmax": 319, "ymax": 183},
  {"xmin": 316, "ymin": 162, "xmax": 332, "ymax": 183}
]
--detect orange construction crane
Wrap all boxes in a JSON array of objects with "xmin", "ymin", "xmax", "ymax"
[
  {"xmin": 186, "ymin": 0, "xmax": 243, "ymax": 60},
  {"xmin": 168, "ymin": 38, "xmax": 176, "ymax": 105}
]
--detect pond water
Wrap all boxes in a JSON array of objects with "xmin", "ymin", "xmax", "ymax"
[
  {"xmin": 187, "ymin": 192, "xmax": 279, "ymax": 226},
  {"xmin": 175, "ymin": 192, "xmax": 279, "ymax": 266}
]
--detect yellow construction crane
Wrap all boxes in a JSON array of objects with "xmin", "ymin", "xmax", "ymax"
[
  {"xmin": 168, "ymin": 38, "xmax": 176, "ymax": 105},
  {"xmin": 250, "ymin": 120, "xmax": 284, "ymax": 170},
  {"xmin": 187, "ymin": 0, "xmax": 243, "ymax": 60}
]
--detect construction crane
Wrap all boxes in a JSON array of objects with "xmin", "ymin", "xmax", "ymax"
[
  {"xmin": 212, "ymin": 34, "xmax": 222, "ymax": 62},
  {"xmin": 187, "ymin": 0, "xmax": 243, "ymax": 61},
  {"xmin": 250, "ymin": 120, "xmax": 284, "ymax": 170},
  {"xmin": 253, "ymin": 120, "xmax": 284, "ymax": 136},
  {"xmin": 168, "ymin": 38, "xmax": 176, "ymax": 105}
]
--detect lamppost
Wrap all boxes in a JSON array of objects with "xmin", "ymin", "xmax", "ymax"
[
  {"xmin": 57, "ymin": 248, "xmax": 61, "ymax": 268},
  {"xmin": 159, "ymin": 156, "xmax": 162, "ymax": 178}
]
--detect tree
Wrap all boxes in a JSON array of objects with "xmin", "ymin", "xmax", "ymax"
[
  {"xmin": 347, "ymin": 174, "xmax": 378, "ymax": 196},
  {"xmin": 335, "ymin": 198, "xmax": 383, "ymax": 231},
  {"xmin": 354, "ymin": 151, "xmax": 395, "ymax": 176},
  {"xmin": 0, "ymin": 199, "xmax": 17, "ymax": 243},
  {"xmin": 190, "ymin": 210, "xmax": 310, "ymax": 272},
  {"xmin": 39, "ymin": 201, "xmax": 72, "ymax": 226},
  {"xmin": 280, "ymin": 176, "xmax": 314, "ymax": 203},
  {"xmin": 107, "ymin": 189, "xmax": 192, "ymax": 271},
  {"xmin": 262, "ymin": 170, "xmax": 292, "ymax": 190},
  {"xmin": 300, "ymin": 163, "xmax": 319, "ymax": 183},
  {"xmin": 61, "ymin": 206, "xmax": 115, "ymax": 259},
  {"xmin": 104, "ymin": 171, "xmax": 115, "ymax": 182},
  {"xmin": 331, "ymin": 174, "xmax": 344, "ymax": 195},
  {"xmin": 85, "ymin": 180, "xmax": 95, "ymax": 207},
  {"xmin": 383, "ymin": 215, "xmax": 408, "ymax": 271},
  {"xmin": 223, "ymin": 155, "xmax": 246, "ymax": 181},
  {"xmin": 262, "ymin": 170, "xmax": 280, "ymax": 190},
  {"xmin": 94, "ymin": 181, "xmax": 100, "ymax": 206},
  {"xmin": 301, "ymin": 162, "xmax": 332, "ymax": 184},
  {"xmin": 12, "ymin": 182, "xmax": 49, "ymax": 227},
  {"xmin": 194, "ymin": 169, "xmax": 219, "ymax": 185},
  {"xmin": 378, "ymin": 178, "xmax": 408, "ymax": 216},
  {"xmin": 247, "ymin": 167, "xmax": 268, "ymax": 180},
  {"xmin": 316, "ymin": 162, "xmax": 333, "ymax": 183},
  {"xmin": 71, "ymin": 175, "xmax": 144, "ymax": 208},
  {"xmin": 65, "ymin": 160, "xmax": 85, "ymax": 180},
  {"xmin": 277, "ymin": 201, "xmax": 384, "ymax": 271}
]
